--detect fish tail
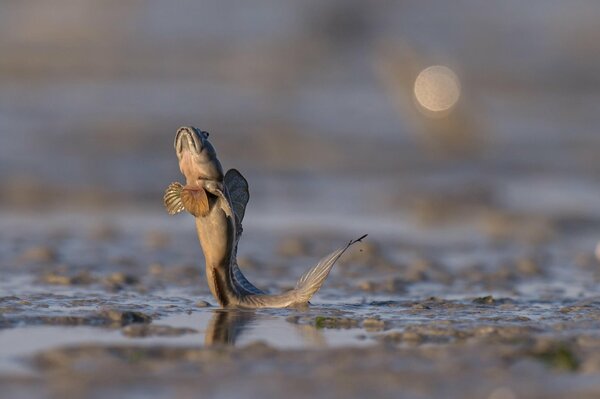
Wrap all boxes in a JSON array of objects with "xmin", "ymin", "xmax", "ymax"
[
  {"xmin": 291, "ymin": 234, "xmax": 367, "ymax": 304},
  {"xmin": 234, "ymin": 235, "xmax": 367, "ymax": 308}
]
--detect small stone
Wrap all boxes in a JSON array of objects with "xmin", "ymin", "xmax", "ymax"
[
  {"xmin": 101, "ymin": 310, "xmax": 152, "ymax": 326},
  {"xmin": 41, "ymin": 273, "xmax": 72, "ymax": 285},
  {"xmin": 69, "ymin": 272, "xmax": 95, "ymax": 285},
  {"xmin": 383, "ymin": 277, "xmax": 406, "ymax": 293},
  {"xmin": 411, "ymin": 303, "xmax": 431, "ymax": 310},
  {"xmin": 195, "ymin": 300, "xmax": 211, "ymax": 308},
  {"xmin": 363, "ymin": 318, "xmax": 386, "ymax": 331},
  {"xmin": 40, "ymin": 271, "xmax": 95, "ymax": 285},
  {"xmin": 473, "ymin": 326, "xmax": 496, "ymax": 336},
  {"xmin": 401, "ymin": 331, "xmax": 422, "ymax": 343},
  {"xmin": 473, "ymin": 295, "xmax": 495, "ymax": 305},
  {"xmin": 105, "ymin": 272, "xmax": 138, "ymax": 286}
]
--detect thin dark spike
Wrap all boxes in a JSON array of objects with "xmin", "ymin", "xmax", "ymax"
[{"xmin": 349, "ymin": 234, "xmax": 368, "ymax": 246}]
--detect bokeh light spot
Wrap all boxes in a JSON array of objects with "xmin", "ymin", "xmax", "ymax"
[{"xmin": 414, "ymin": 65, "xmax": 461, "ymax": 114}]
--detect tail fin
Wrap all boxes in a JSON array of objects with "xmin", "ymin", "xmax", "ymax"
[{"xmin": 293, "ymin": 234, "xmax": 367, "ymax": 303}]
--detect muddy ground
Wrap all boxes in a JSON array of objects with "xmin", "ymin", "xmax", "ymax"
[{"xmin": 1, "ymin": 206, "xmax": 600, "ymax": 399}]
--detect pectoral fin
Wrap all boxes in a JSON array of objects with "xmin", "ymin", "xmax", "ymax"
[
  {"xmin": 164, "ymin": 182, "xmax": 211, "ymax": 217},
  {"xmin": 164, "ymin": 182, "xmax": 185, "ymax": 215},
  {"xmin": 181, "ymin": 187, "xmax": 210, "ymax": 217}
]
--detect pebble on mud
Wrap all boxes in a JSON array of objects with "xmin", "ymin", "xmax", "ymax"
[
  {"xmin": 100, "ymin": 310, "xmax": 152, "ymax": 326},
  {"xmin": 362, "ymin": 318, "xmax": 387, "ymax": 331},
  {"xmin": 104, "ymin": 272, "xmax": 139, "ymax": 286},
  {"xmin": 41, "ymin": 271, "xmax": 95, "ymax": 285},
  {"xmin": 473, "ymin": 296, "xmax": 496, "ymax": 305},
  {"xmin": 195, "ymin": 300, "xmax": 211, "ymax": 308},
  {"xmin": 472, "ymin": 296, "xmax": 515, "ymax": 306}
]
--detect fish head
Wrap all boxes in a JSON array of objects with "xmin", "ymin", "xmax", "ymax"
[{"xmin": 174, "ymin": 126, "xmax": 224, "ymax": 186}]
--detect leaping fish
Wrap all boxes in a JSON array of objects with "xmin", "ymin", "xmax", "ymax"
[{"xmin": 164, "ymin": 126, "xmax": 366, "ymax": 308}]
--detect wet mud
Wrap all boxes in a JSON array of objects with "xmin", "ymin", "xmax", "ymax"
[{"xmin": 1, "ymin": 209, "xmax": 600, "ymax": 399}]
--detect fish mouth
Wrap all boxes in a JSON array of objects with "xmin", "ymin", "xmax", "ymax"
[
  {"xmin": 175, "ymin": 126, "xmax": 206, "ymax": 156},
  {"xmin": 174, "ymin": 126, "xmax": 222, "ymax": 182}
]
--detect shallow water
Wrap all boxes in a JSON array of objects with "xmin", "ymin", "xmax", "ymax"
[
  {"xmin": 2, "ymin": 209, "xmax": 600, "ymax": 398},
  {"xmin": 0, "ymin": 308, "xmax": 374, "ymax": 376}
]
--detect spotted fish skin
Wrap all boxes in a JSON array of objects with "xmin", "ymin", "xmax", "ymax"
[{"xmin": 164, "ymin": 126, "xmax": 365, "ymax": 308}]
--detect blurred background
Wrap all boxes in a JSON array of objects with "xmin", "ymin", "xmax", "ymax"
[
  {"xmin": 2, "ymin": 0, "xmax": 600, "ymax": 232},
  {"xmin": 3, "ymin": 5, "xmax": 600, "ymax": 396}
]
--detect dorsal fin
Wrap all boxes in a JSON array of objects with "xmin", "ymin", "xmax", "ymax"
[
  {"xmin": 224, "ymin": 169, "xmax": 249, "ymax": 225},
  {"xmin": 223, "ymin": 169, "xmax": 264, "ymax": 295},
  {"xmin": 224, "ymin": 169, "xmax": 249, "ymax": 253},
  {"xmin": 231, "ymin": 262, "xmax": 265, "ymax": 295}
]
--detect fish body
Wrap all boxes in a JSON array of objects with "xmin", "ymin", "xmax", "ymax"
[{"xmin": 164, "ymin": 126, "xmax": 365, "ymax": 308}]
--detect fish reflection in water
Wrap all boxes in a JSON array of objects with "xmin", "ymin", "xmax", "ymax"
[
  {"xmin": 203, "ymin": 309, "xmax": 326, "ymax": 347},
  {"xmin": 204, "ymin": 310, "xmax": 256, "ymax": 346}
]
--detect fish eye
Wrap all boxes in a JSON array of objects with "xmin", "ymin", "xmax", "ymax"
[{"xmin": 202, "ymin": 131, "xmax": 209, "ymax": 138}]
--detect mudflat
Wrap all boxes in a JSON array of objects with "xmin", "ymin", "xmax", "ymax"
[{"xmin": 1, "ymin": 205, "xmax": 600, "ymax": 399}]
